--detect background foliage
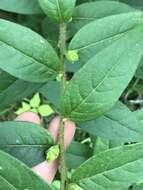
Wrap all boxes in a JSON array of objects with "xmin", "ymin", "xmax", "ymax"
[{"xmin": 1, "ymin": 0, "xmax": 143, "ymax": 190}]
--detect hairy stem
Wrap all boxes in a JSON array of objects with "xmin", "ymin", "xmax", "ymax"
[
  {"xmin": 59, "ymin": 22, "xmax": 66, "ymax": 91},
  {"xmin": 59, "ymin": 119, "xmax": 67, "ymax": 190},
  {"xmin": 58, "ymin": 23, "xmax": 67, "ymax": 190}
]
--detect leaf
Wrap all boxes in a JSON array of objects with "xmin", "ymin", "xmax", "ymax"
[
  {"xmin": 134, "ymin": 109, "xmax": 143, "ymax": 124},
  {"xmin": 66, "ymin": 141, "xmax": 92, "ymax": 169},
  {"xmin": 38, "ymin": 0, "xmax": 76, "ymax": 22},
  {"xmin": 0, "ymin": 150, "xmax": 53, "ymax": 190},
  {"xmin": 41, "ymin": 18, "xmax": 59, "ymax": 47},
  {"xmin": 122, "ymin": 0, "xmax": 143, "ymax": 10},
  {"xmin": 38, "ymin": 104, "xmax": 54, "ymax": 116},
  {"xmin": 132, "ymin": 183, "xmax": 143, "ymax": 190},
  {"xmin": 22, "ymin": 102, "xmax": 31, "ymax": 110},
  {"xmin": 135, "ymin": 56, "xmax": 143, "ymax": 79},
  {"xmin": 0, "ymin": 0, "xmax": 42, "ymax": 14},
  {"xmin": 0, "ymin": 71, "xmax": 42, "ymax": 110},
  {"xmin": 0, "ymin": 19, "xmax": 60, "ymax": 83},
  {"xmin": 61, "ymin": 22, "xmax": 143, "ymax": 122},
  {"xmin": 30, "ymin": 93, "xmax": 41, "ymax": 108},
  {"xmin": 79, "ymin": 102, "xmax": 143, "ymax": 142},
  {"xmin": 31, "ymin": 108, "xmax": 38, "ymax": 113},
  {"xmin": 0, "ymin": 121, "xmax": 53, "ymax": 167},
  {"xmin": 69, "ymin": 12, "xmax": 143, "ymax": 65},
  {"xmin": 71, "ymin": 142, "xmax": 143, "ymax": 190},
  {"xmin": 93, "ymin": 137, "xmax": 109, "ymax": 155},
  {"xmin": 39, "ymin": 81, "xmax": 61, "ymax": 109},
  {"xmin": 15, "ymin": 102, "xmax": 31, "ymax": 115},
  {"xmin": 71, "ymin": 1, "xmax": 135, "ymax": 34},
  {"xmin": 0, "ymin": 70, "xmax": 15, "ymax": 92}
]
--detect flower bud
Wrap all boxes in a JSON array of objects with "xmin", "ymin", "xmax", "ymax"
[
  {"xmin": 66, "ymin": 50, "xmax": 79, "ymax": 62},
  {"xmin": 56, "ymin": 73, "xmax": 63, "ymax": 82}
]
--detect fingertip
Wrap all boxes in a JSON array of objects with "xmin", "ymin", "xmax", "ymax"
[
  {"xmin": 32, "ymin": 160, "xmax": 58, "ymax": 184},
  {"xmin": 15, "ymin": 112, "xmax": 41, "ymax": 124},
  {"xmin": 32, "ymin": 117, "xmax": 76, "ymax": 183},
  {"xmin": 48, "ymin": 116, "xmax": 60, "ymax": 142},
  {"xmin": 64, "ymin": 120, "xmax": 76, "ymax": 149},
  {"xmin": 48, "ymin": 116, "xmax": 76, "ymax": 148}
]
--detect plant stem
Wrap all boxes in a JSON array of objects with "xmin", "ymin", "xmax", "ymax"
[
  {"xmin": 59, "ymin": 22, "xmax": 66, "ymax": 91},
  {"xmin": 59, "ymin": 119, "xmax": 67, "ymax": 190},
  {"xmin": 58, "ymin": 23, "xmax": 67, "ymax": 190}
]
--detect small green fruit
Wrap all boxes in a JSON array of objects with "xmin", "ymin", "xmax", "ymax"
[
  {"xmin": 66, "ymin": 50, "xmax": 79, "ymax": 62},
  {"xmin": 46, "ymin": 145, "xmax": 60, "ymax": 163}
]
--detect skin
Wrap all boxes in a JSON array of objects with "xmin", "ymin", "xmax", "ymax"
[{"xmin": 16, "ymin": 112, "xmax": 76, "ymax": 184}]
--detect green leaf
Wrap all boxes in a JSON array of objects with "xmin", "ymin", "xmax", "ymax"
[
  {"xmin": 38, "ymin": 0, "xmax": 76, "ymax": 22},
  {"xmin": 30, "ymin": 93, "xmax": 41, "ymax": 108},
  {"xmin": 46, "ymin": 145, "xmax": 60, "ymax": 163},
  {"xmin": 22, "ymin": 102, "xmax": 31, "ymax": 110},
  {"xmin": 66, "ymin": 141, "xmax": 92, "ymax": 169},
  {"xmin": 0, "ymin": 19, "xmax": 60, "ymax": 83},
  {"xmin": 31, "ymin": 108, "xmax": 38, "ymax": 113},
  {"xmin": 69, "ymin": 12, "xmax": 143, "ymax": 65},
  {"xmin": 72, "ymin": 142, "xmax": 143, "ymax": 190},
  {"xmin": 132, "ymin": 183, "xmax": 143, "ymax": 190},
  {"xmin": 79, "ymin": 102, "xmax": 143, "ymax": 142},
  {"xmin": 68, "ymin": 184, "xmax": 84, "ymax": 190},
  {"xmin": 61, "ymin": 21, "xmax": 143, "ymax": 122},
  {"xmin": 39, "ymin": 81, "xmax": 61, "ymax": 109},
  {"xmin": 41, "ymin": 17, "xmax": 59, "ymax": 47},
  {"xmin": 0, "ymin": 0, "xmax": 42, "ymax": 14},
  {"xmin": 0, "ymin": 150, "xmax": 53, "ymax": 190},
  {"xmin": 0, "ymin": 71, "xmax": 42, "ymax": 110},
  {"xmin": 38, "ymin": 104, "xmax": 54, "ymax": 116},
  {"xmin": 122, "ymin": 0, "xmax": 143, "ymax": 10},
  {"xmin": 135, "ymin": 56, "xmax": 143, "ymax": 79},
  {"xmin": 15, "ymin": 102, "xmax": 31, "ymax": 115},
  {"xmin": 93, "ymin": 137, "xmax": 109, "ymax": 155},
  {"xmin": 0, "ymin": 70, "xmax": 15, "ymax": 92},
  {"xmin": 71, "ymin": 1, "xmax": 135, "ymax": 34},
  {"xmin": 0, "ymin": 121, "xmax": 53, "ymax": 167},
  {"xmin": 134, "ymin": 109, "xmax": 143, "ymax": 124}
]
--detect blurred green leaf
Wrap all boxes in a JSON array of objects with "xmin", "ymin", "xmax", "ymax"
[{"xmin": 38, "ymin": 104, "xmax": 54, "ymax": 117}]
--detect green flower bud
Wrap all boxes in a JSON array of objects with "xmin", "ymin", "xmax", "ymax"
[
  {"xmin": 68, "ymin": 184, "xmax": 84, "ymax": 190},
  {"xmin": 56, "ymin": 73, "xmax": 63, "ymax": 82},
  {"xmin": 52, "ymin": 180, "xmax": 61, "ymax": 189},
  {"xmin": 46, "ymin": 145, "xmax": 60, "ymax": 163},
  {"xmin": 66, "ymin": 50, "xmax": 79, "ymax": 62}
]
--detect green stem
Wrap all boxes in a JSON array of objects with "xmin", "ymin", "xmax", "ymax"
[
  {"xmin": 59, "ymin": 119, "xmax": 67, "ymax": 190},
  {"xmin": 58, "ymin": 23, "xmax": 67, "ymax": 190},
  {"xmin": 59, "ymin": 22, "xmax": 66, "ymax": 91}
]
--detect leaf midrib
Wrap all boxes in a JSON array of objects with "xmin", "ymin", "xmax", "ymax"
[
  {"xmin": 73, "ymin": 16, "xmax": 97, "ymax": 21},
  {"xmin": 71, "ymin": 22, "xmax": 139, "ymax": 51},
  {"xmin": 55, "ymin": 0, "xmax": 62, "ymax": 21},
  {"xmin": 0, "ymin": 39, "xmax": 57, "ymax": 75}
]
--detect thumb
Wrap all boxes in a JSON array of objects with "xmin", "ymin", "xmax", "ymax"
[{"xmin": 32, "ymin": 116, "xmax": 76, "ymax": 183}]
